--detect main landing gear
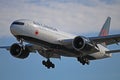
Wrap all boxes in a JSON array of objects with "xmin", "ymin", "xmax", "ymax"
[
  {"xmin": 77, "ymin": 57, "xmax": 90, "ymax": 65},
  {"xmin": 42, "ymin": 59, "xmax": 55, "ymax": 69}
]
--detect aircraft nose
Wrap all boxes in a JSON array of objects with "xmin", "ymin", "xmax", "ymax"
[{"xmin": 10, "ymin": 21, "xmax": 25, "ymax": 36}]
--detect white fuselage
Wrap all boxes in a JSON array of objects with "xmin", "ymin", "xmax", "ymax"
[{"xmin": 10, "ymin": 19, "xmax": 112, "ymax": 60}]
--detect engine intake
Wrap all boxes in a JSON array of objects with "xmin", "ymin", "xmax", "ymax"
[
  {"xmin": 10, "ymin": 43, "xmax": 29, "ymax": 59},
  {"xmin": 72, "ymin": 36, "xmax": 92, "ymax": 51}
]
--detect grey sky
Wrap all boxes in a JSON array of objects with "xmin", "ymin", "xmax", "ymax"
[{"xmin": 0, "ymin": 0, "xmax": 120, "ymax": 37}]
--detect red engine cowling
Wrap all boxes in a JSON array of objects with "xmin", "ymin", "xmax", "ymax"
[
  {"xmin": 10, "ymin": 43, "xmax": 29, "ymax": 59},
  {"xmin": 72, "ymin": 36, "xmax": 93, "ymax": 51}
]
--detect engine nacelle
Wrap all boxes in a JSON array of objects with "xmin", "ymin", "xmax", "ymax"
[
  {"xmin": 72, "ymin": 36, "xmax": 93, "ymax": 51},
  {"xmin": 10, "ymin": 43, "xmax": 29, "ymax": 59}
]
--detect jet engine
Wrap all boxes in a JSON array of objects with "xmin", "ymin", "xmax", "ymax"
[
  {"xmin": 72, "ymin": 36, "xmax": 93, "ymax": 51},
  {"xmin": 10, "ymin": 43, "xmax": 29, "ymax": 59}
]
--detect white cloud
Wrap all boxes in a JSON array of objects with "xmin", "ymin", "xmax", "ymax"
[{"xmin": 0, "ymin": 0, "xmax": 120, "ymax": 37}]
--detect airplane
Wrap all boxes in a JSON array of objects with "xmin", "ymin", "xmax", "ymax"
[{"xmin": 0, "ymin": 17, "xmax": 120, "ymax": 69}]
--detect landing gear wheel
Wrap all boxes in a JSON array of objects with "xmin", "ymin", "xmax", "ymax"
[
  {"xmin": 77, "ymin": 57, "xmax": 90, "ymax": 65},
  {"xmin": 46, "ymin": 65, "xmax": 51, "ymax": 69},
  {"xmin": 42, "ymin": 60, "xmax": 46, "ymax": 65},
  {"xmin": 86, "ymin": 59, "xmax": 90, "ymax": 65},
  {"xmin": 82, "ymin": 62, "xmax": 85, "ymax": 65},
  {"xmin": 51, "ymin": 63, "xmax": 55, "ymax": 68},
  {"xmin": 42, "ymin": 59, "xmax": 55, "ymax": 69}
]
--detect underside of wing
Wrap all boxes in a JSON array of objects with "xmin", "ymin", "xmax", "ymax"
[{"xmin": 26, "ymin": 44, "xmax": 61, "ymax": 59}]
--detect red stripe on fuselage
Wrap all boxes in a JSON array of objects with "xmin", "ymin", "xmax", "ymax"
[{"xmin": 100, "ymin": 29, "xmax": 108, "ymax": 36}]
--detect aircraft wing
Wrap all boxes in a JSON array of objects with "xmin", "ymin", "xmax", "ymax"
[
  {"xmin": 0, "ymin": 44, "xmax": 61, "ymax": 59},
  {"xmin": 59, "ymin": 34, "xmax": 120, "ymax": 46},
  {"xmin": 106, "ymin": 49, "xmax": 120, "ymax": 53},
  {"xmin": 0, "ymin": 44, "xmax": 36, "ymax": 52},
  {"xmin": 0, "ymin": 46, "xmax": 10, "ymax": 50},
  {"xmin": 89, "ymin": 34, "xmax": 120, "ymax": 45}
]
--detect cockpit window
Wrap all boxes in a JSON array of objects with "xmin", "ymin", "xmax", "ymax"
[{"xmin": 12, "ymin": 22, "xmax": 24, "ymax": 25}]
